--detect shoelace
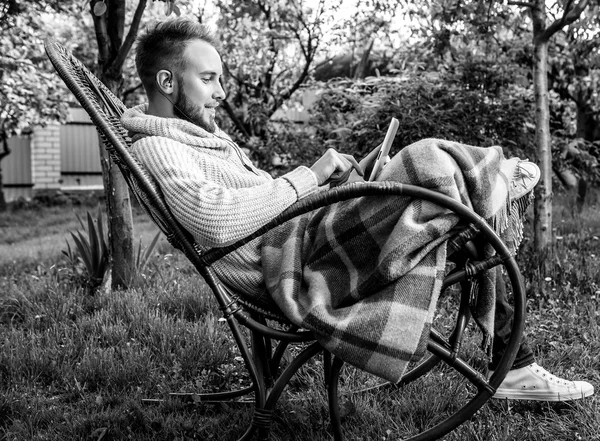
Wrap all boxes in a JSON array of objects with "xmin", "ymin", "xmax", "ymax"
[
  {"xmin": 533, "ymin": 365, "xmax": 575, "ymax": 386},
  {"xmin": 513, "ymin": 161, "xmax": 536, "ymax": 187}
]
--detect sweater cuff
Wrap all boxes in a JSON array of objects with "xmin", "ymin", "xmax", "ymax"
[{"xmin": 282, "ymin": 166, "xmax": 318, "ymax": 200}]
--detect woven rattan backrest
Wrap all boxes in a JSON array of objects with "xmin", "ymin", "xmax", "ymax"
[
  {"xmin": 45, "ymin": 40, "xmax": 292, "ymax": 321},
  {"xmin": 44, "ymin": 39, "xmax": 207, "ymax": 268}
]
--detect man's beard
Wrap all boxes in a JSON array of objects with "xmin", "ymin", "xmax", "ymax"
[{"xmin": 173, "ymin": 78, "xmax": 217, "ymax": 133}]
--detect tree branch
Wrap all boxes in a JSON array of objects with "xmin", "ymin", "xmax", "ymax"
[
  {"xmin": 542, "ymin": 0, "xmax": 589, "ymax": 40},
  {"xmin": 122, "ymin": 82, "xmax": 144, "ymax": 102},
  {"xmin": 221, "ymin": 99, "xmax": 250, "ymax": 138},
  {"xmin": 277, "ymin": 40, "xmax": 314, "ymax": 107},
  {"xmin": 90, "ymin": 0, "xmax": 110, "ymax": 68},
  {"xmin": 114, "ymin": 0, "xmax": 147, "ymax": 73},
  {"xmin": 0, "ymin": 122, "xmax": 11, "ymax": 161},
  {"xmin": 507, "ymin": 1, "xmax": 535, "ymax": 8},
  {"xmin": 223, "ymin": 61, "xmax": 262, "ymax": 95}
]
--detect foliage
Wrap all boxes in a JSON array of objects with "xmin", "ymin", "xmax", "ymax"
[
  {"xmin": 549, "ymin": 11, "xmax": 600, "ymax": 142},
  {"xmin": 264, "ymin": 69, "xmax": 599, "ymax": 189},
  {"xmin": 214, "ymin": 0, "xmax": 403, "ymax": 151},
  {"xmin": 0, "ymin": 14, "xmax": 70, "ymax": 138},
  {"xmin": 552, "ymin": 137, "xmax": 600, "ymax": 187},
  {"xmin": 130, "ymin": 230, "xmax": 163, "ymax": 288},
  {"xmin": 215, "ymin": 0, "xmax": 337, "ymax": 140},
  {"xmin": 63, "ymin": 207, "xmax": 109, "ymax": 292},
  {"xmin": 0, "ymin": 1, "xmax": 83, "ymax": 210},
  {"xmin": 284, "ymin": 74, "xmax": 534, "ymax": 167},
  {"xmin": 62, "ymin": 207, "xmax": 163, "ymax": 292}
]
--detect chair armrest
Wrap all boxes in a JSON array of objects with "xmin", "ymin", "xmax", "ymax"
[{"xmin": 199, "ymin": 180, "xmax": 490, "ymax": 266}]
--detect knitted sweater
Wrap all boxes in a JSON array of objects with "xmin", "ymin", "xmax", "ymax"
[{"xmin": 121, "ymin": 104, "xmax": 318, "ymax": 294}]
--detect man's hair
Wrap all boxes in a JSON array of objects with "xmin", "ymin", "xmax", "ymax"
[{"xmin": 135, "ymin": 18, "xmax": 218, "ymax": 95}]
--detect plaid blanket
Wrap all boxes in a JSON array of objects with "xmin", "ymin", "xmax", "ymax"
[{"xmin": 262, "ymin": 139, "xmax": 527, "ymax": 382}]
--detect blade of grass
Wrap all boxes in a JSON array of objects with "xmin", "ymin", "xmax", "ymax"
[{"xmin": 87, "ymin": 212, "xmax": 100, "ymax": 277}]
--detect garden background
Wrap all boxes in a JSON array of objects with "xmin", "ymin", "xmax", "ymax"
[{"xmin": 1, "ymin": 1, "xmax": 600, "ymax": 440}]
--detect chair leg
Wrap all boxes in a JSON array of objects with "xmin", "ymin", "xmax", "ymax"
[
  {"xmin": 248, "ymin": 342, "xmax": 323, "ymax": 441},
  {"xmin": 326, "ymin": 355, "xmax": 346, "ymax": 441},
  {"xmin": 323, "ymin": 351, "xmax": 332, "ymax": 386}
]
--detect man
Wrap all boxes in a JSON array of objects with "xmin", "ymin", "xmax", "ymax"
[{"xmin": 122, "ymin": 17, "xmax": 593, "ymax": 401}]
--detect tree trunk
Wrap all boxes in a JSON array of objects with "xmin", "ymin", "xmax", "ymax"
[
  {"xmin": 532, "ymin": 38, "xmax": 552, "ymax": 254},
  {"xmin": 0, "ymin": 129, "xmax": 10, "ymax": 212},
  {"xmin": 98, "ymin": 77, "xmax": 135, "ymax": 291},
  {"xmin": 0, "ymin": 166, "xmax": 6, "ymax": 212},
  {"xmin": 576, "ymin": 101, "xmax": 600, "ymax": 141},
  {"xmin": 97, "ymin": 132, "xmax": 134, "ymax": 288},
  {"xmin": 531, "ymin": 2, "xmax": 553, "ymax": 260},
  {"xmin": 90, "ymin": 0, "xmax": 136, "ymax": 290}
]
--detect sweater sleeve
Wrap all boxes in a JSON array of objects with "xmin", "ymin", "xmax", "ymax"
[{"xmin": 132, "ymin": 137, "xmax": 318, "ymax": 247}]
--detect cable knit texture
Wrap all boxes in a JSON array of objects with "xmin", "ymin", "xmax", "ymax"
[{"xmin": 121, "ymin": 104, "xmax": 318, "ymax": 295}]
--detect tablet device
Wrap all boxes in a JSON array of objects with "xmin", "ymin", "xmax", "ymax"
[{"xmin": 369, "ymin": 117, "xmax": 399, "ymax": 181}]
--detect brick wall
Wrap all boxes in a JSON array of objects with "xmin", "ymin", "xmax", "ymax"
[{"xmin": 31, "ymin": 123, "xmax": 62, "ymax": 191}]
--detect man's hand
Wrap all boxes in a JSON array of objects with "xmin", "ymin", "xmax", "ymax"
[
  {"xmin": 310, "ymin": 148, "xmax": 363, "ymax": 187},
  {"xmin": 347, "ymin": 143, "xmax": 391, "ymax": 183}
]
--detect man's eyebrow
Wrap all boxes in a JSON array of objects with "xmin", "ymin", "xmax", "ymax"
[{"xmin": 198, "ymin": 70, "xmax": 220, "ymax": 76}]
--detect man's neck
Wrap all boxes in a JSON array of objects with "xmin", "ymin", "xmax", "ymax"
[{"xmin": 147, "ymin": 96, "xmax": 176, "ymax": 119}]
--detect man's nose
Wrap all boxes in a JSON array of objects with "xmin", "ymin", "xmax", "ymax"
[{"xmin": 214, "ymin": 82, "xmax": 226, "ymax": 100}]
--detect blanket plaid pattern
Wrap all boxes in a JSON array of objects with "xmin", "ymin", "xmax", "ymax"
[{"xmin": 262, "ymin": 139, "xmax": 527, "ymax": 382}]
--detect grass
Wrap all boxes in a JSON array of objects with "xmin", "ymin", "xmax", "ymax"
[{"xmin": 1, "ymin": 193, "xmax": 600, "ymax": 441}]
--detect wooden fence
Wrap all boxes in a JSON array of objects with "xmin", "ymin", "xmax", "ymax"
[
  {"xmin": 2, "ymin": 108, "xmax": 103, "ymax": 202},
  {"xmin": 3, "ymin": 136, "xmax": 33, "ymax": 202}
]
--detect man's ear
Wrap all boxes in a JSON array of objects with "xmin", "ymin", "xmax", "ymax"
[{"xmin": 155, "ymin": 69, "xmax": 175, "ymax": 94}]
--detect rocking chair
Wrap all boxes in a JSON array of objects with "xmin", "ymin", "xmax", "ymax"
[{"xmin": 45, "ymin": 39, "xmax": 525, "ymax": 441}]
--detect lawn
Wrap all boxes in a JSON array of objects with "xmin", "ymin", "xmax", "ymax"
[{"xmin": 1, "ymin": 193, "xmax": 600, "ymax": 441}]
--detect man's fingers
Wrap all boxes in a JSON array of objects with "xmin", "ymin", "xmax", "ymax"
[
  {"xmin": 328, "ymin": 167, "xmax": 353, "ymax": 187},
  {"xmin": 310, "ymin": 149, "xmax": 364, "ymax": 187},
  {"xmin": 340, "ymin": 153, "xmax": 363, "ymax": 176}
]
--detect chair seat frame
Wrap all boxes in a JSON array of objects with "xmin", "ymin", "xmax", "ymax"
[{"xmin": 45, "ymin": 39, "xmax": 525, "ymax": 441}]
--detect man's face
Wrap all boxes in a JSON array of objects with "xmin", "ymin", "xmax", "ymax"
[{"xmin": 173, "ymin": 39, "xmax": 225, "ymax": 133}]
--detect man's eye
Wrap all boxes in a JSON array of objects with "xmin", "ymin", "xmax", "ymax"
[{"xmin": 201, "ymin": 77, "xmax": 212, "ymax": 83}]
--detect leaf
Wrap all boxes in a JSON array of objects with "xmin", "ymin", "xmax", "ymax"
[
  {"xmin": 172, "ymin": 4, "xmax": 181, "ymax": 16},
  {"xmin": 93, "ymin": 1, "xmax": 107, "ymax": 16},
  {"xmin": 96, "ymin": 208, "xmax": 108, "ymax": 260},
  {"xmin": 164, "ymin": 0, "xmax": 174, "ymax": 16},
  {"xmin": 71, "ymin": 232, "xmax": 92, "ymax": 272},
  {"xmin": 86, "ymin": 212, "xmax": 100, "ymax": 277},
  {"xmin": 141, "ymin": 231, "xmax": 162, "ymax": 268}
]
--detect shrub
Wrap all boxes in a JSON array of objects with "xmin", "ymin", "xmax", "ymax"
[
  {"xmin": 62, "ymin": 208, "xmax": 163, "ymax": 293},
  {"xmin": 308, "ymin": 75, "xmax": 536, "ymax": 158},
  {"xmin": 62, "ymin": 207, "xmax": 109, "ymax": 293}
]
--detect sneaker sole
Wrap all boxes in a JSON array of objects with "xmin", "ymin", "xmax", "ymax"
[{"xmin": 493, "ymin": 388, "xmax": 594, "ymax": 401}]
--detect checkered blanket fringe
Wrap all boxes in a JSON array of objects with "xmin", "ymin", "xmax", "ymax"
[{"xmin": 261, "ymin": 139, "xmax": 528, "ymax": 382}]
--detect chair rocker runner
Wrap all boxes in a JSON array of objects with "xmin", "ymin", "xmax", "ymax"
[{"xmin": 45, "ymin": 39, "xmax": 526, "ymax": 441}]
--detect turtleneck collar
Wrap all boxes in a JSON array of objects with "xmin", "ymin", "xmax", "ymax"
[{"xmin": 121, "ymin": 103, "xmax": 233, "ymax": 149}]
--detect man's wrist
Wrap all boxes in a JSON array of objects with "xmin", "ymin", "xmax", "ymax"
[{"xmin": 282, "ymin": 166, "xmax": 319, "ymax": 199}]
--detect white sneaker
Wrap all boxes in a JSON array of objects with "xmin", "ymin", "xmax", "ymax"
[
  {"xmin": 492, "ymin": 363, "xmax": 594, "ymax": 401},
  {"xmin": 501, "ymin": 158, "xmax": 541, "ymax": 202}
]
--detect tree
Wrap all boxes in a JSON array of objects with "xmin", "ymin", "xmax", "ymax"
[
  {"xmin": 0, "ymin": 2, "xmax": 71, "ymax": 211},
  {"xmin": 549, "ymin": 9, "xmax": 600, "ymax": 142},
  {"xmin": 387, "ymin": 0, "xmax": 597, "ymax": 259},
  {"xmin": 213, "ymin": 0, "xmax": 401, "ymax": 168},
  {"xmin": 508, "ymin": 0, "xmax": 593, "ymax": 257},
  {"xmin": 1, "ymin": 0, "xmax": 182, "ymax": 283},
  {"xmin": 214, "ymin": 0, "xmax": 334, "ymax": 138},
  {"xmin": 86, "ymin": 0, "xmax": 183, "ymax": 290}
]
